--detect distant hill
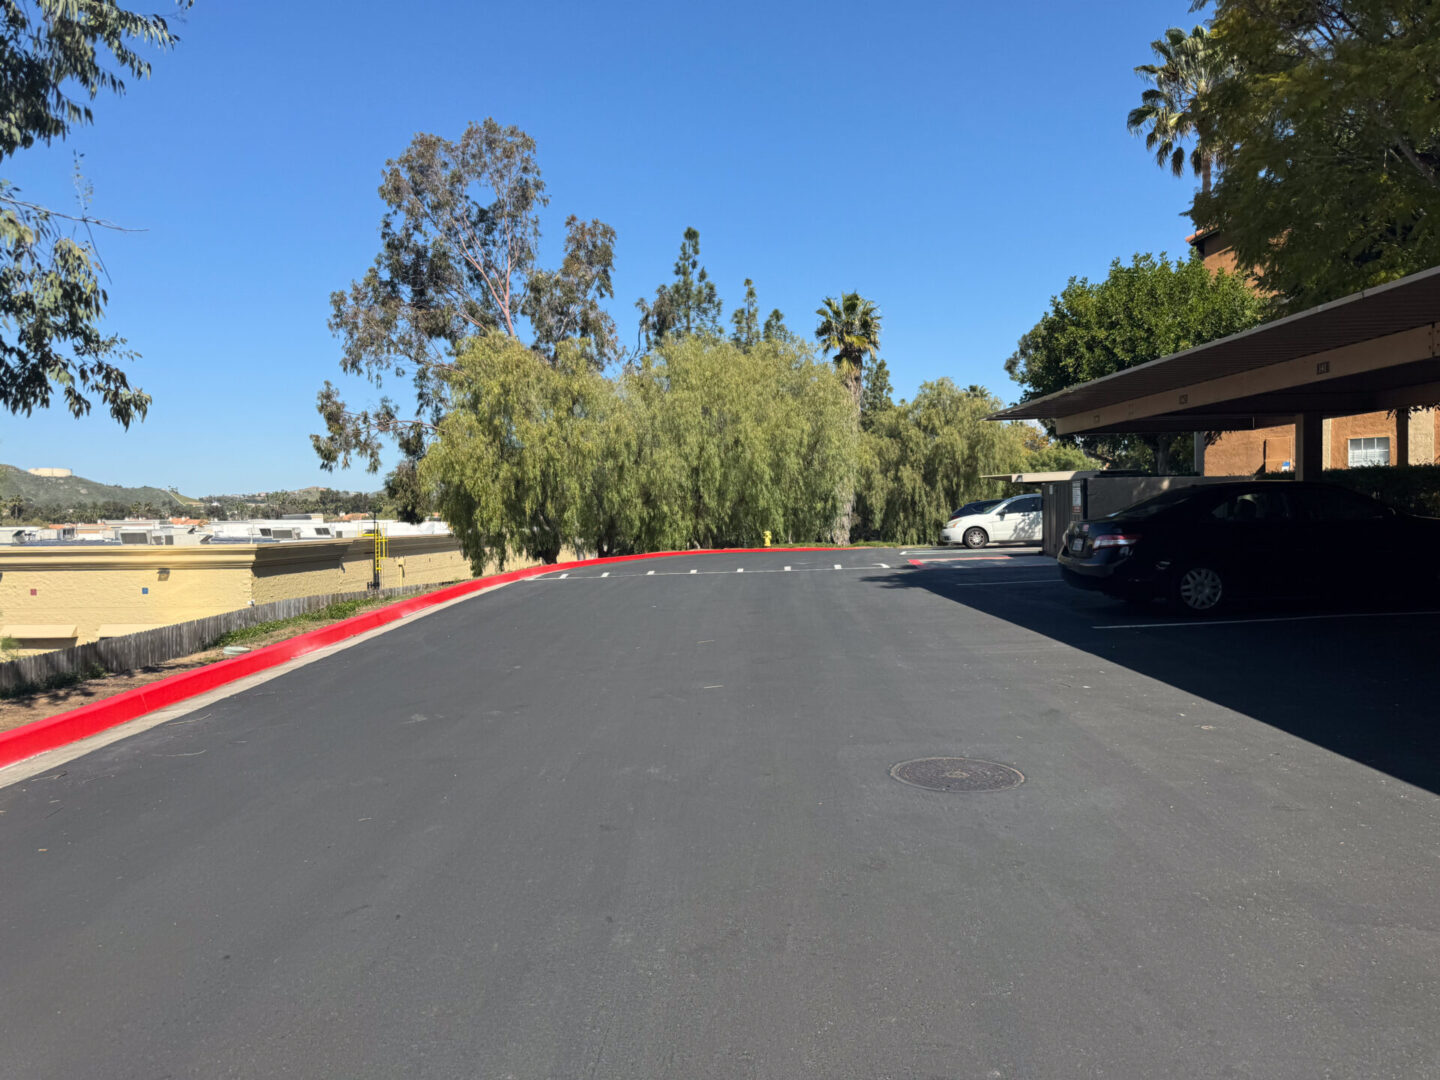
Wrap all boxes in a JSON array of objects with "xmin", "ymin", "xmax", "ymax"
[{"xmin": 0, "ymin": 465, "xmax": 200, "ymax": 512}]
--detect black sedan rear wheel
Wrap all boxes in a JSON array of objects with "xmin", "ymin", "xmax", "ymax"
[{"xmin": 1173, "ymin": 564, "xmax": 1225, "ymax": 614}]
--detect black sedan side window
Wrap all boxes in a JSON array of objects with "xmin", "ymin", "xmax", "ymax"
[
  {"xmin": 1296, "ymin": 486, "xmax": 1389, "ymax": 522},
  {"xmin": 1210, "ymin": 490, "xmax": 1293, "ymax": 522}
]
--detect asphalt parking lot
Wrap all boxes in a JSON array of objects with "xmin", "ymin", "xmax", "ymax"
[{"xmin": 1, "ymin": 547, "xmax": 1437, "ymax": 1079}]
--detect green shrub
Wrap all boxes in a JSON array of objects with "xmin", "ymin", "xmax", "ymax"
[{"xmin": 1321, "ymin": 464, "xmax": 1440, "ymax": 517}]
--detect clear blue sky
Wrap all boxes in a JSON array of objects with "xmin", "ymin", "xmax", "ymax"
[{"xmin": 5, "ymin": 0, "xmax": 1202, "ymax": 496}]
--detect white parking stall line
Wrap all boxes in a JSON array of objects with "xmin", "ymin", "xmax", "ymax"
[
  {"xmin": 1095, "ymin": 609, "xmax": 1440, "ymax": 630},
  {"xmin": 948, "ymin": 579, "xmax": 1062, "ymax": 587}
]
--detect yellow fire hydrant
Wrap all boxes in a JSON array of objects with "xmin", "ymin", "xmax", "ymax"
[{"xmin": 763, "ymin": 530, "xmax": 772, "ymax": 547}]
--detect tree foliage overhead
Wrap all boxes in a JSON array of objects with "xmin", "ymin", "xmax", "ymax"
[
  {"xmin": 1, "ymin": 0, "xmax": 191, "ymax": 427},
  {"xmin": 317, "ymin": 120, "xmax": 619, "ymax": 485},
  {"xmin": 1180, "ymin": 0, "xmax": 1440, "ymax": 309},
  {"xmin": 1005, "ymin": 252, "xmax": 1266, "ymax": 469}
]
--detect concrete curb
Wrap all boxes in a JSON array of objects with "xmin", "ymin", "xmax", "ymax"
[{"xmin": 0, "ymin": 545, "xmax": 854, "ymax": 769}]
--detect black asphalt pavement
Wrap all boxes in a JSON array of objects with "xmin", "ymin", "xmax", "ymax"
[{"xmin": 3, "ymin": 548, "xmax": 1439, "ymax": 1079}]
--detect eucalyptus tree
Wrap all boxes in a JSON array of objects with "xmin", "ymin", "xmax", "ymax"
[
  {"xmin": 317, "ymin": 120, "xmax": 618, "ymax": 519},
  {"xmin": 1, "ymin": 0, "xmax": 193, "ymax": 427},
  {"xmin": 1127, "ymin": 24, "xmax": 1229, "ymax": 194}
]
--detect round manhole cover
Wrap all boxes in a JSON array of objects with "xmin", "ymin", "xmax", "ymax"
[{"xmin": 890, "ymin": 756, "xmax": 1024, "ymax": 793}]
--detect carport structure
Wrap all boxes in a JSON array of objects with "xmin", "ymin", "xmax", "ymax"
[{"xmin": 992, "ymin": 264, "xmax": 1440, "ymax": 478}]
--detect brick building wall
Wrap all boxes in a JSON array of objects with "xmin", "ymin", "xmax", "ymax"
[{"xmin": 1189, "ymin": 230, "xmax": 1438, "ymax": 475}]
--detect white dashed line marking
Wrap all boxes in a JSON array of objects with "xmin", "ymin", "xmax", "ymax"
[
  {"xmin": 736, "ymin": 568, "xmax": 744, "ymax": 573},
  {"xmin": 600, "ymin": 571, "xmax": 609, "ymax": 578},
  {"xmin": 784, "ymin": 566, "xmax": 791, "ymax": 571},
  {"xmin": 646, "ymin": 570, "xmax": 654, "ymax": 575},
  {"xmin": 833, "ymin": 564, "xmax": 842, "ymax": 570},
  {"xmin": 559, "ymin": 573, "xmax": 569, "ymax": 579},
  {"xmin": 690, "ymin": 568, "xmax": 697, "ymax": 574},
  {"xmin": 878, "ymin": 562, "xmax": 890, "ymax": 568}
]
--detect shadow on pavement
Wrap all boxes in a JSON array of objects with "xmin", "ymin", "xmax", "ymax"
[{"xmin": 868, "ymin": 564, "xmax": 1440, "ymax": 797}]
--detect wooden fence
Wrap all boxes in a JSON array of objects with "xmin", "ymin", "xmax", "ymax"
[{"xmin": 0, "ymin": 583, "xmax": 451, "ymax": 695}]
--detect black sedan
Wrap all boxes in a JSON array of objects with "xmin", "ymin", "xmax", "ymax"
[{"xmin": 1057, "ymin": 481, "xmax": 1440, "ymax": 614}]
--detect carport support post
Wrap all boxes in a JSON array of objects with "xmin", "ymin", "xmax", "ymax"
[
  {"xmin": 1295, "ymin": 412, "xmax": 1324, "ymax": 480},
  {"xmin": 1395, "ymin": 408, "xmax": 1410, "ymax": 466}
]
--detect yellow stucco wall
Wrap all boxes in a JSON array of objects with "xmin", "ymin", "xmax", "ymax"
[
  {"xmin": 0, "ymin": 536, "xmax": 586, "ymax": 654},
  {"xmin": 248, "ymin": 537, "xmax": 475, "ymax": 603},
  {"xmin": 0, "ymin": 546, "xmax": 256, "ymax": 653},
  {"xmin": 0, "ymin": 536, "xmax": 486, "ymax": 654}
]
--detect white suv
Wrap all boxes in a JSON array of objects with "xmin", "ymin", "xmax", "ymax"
[{"xmin": 939, "ymin": 493, "xmax": 1043, "ymax": 549}]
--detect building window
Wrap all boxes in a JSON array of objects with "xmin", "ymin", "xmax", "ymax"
[{"xmin": 1348, "ymin": 437, "xmax": 1390, "ymax": 467}]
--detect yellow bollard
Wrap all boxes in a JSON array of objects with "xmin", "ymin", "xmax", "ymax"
[{"xmin": 763, "ymin": 530, "xmax": 772, "ymax": 547}]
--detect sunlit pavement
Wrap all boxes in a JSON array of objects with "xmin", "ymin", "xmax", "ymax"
[{"xmin": 2, "ymin": 548, "xmax": 1436, "ymax": 1079}]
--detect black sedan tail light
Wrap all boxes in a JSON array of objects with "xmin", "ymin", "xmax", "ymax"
[{"xmin": 1092, "ymin": 532, "xmax": 1142, "ymax": 549}]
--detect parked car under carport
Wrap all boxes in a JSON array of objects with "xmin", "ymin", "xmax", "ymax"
[{"xmin": 1057, "ymin": 481, "xmax": 1440, "ymax": 614}]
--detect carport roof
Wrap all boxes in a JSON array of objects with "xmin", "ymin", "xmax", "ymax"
[{"xmin": 991, "ymin": 263, "xmax": 1440, "ymax": 434}]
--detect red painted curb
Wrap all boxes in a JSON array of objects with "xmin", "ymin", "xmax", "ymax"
[{"xmin": 0, "ymin": 546, "xmax": 858, "ymax": 770}]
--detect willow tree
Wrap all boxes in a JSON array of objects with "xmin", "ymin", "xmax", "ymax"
[
  {"xmin": 855, "ymin": 382, "xmax": 1030, "ymax": 544},
  {"xmin": 624, "ymin": 336, "xmax": 855, "ymax": 550},
  {"xmin": 421, "ymin": 334, "xmax": 620, "ymax": 569},
  {"xmin": 421, "ymin": 332, "xmax": 856, "ymax": 562}
]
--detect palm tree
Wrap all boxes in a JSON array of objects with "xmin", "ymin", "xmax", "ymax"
[
  {"xmin": 1127, "ymin": 25, "xmax": 1230, "ymax": 194},
  {"xmin": 814, "ymin": 292, "xmax": 881, "ymax": 544},
  {"xmin": 814, "ymin": 292, "xmax": 882, "ymax": 409}
]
